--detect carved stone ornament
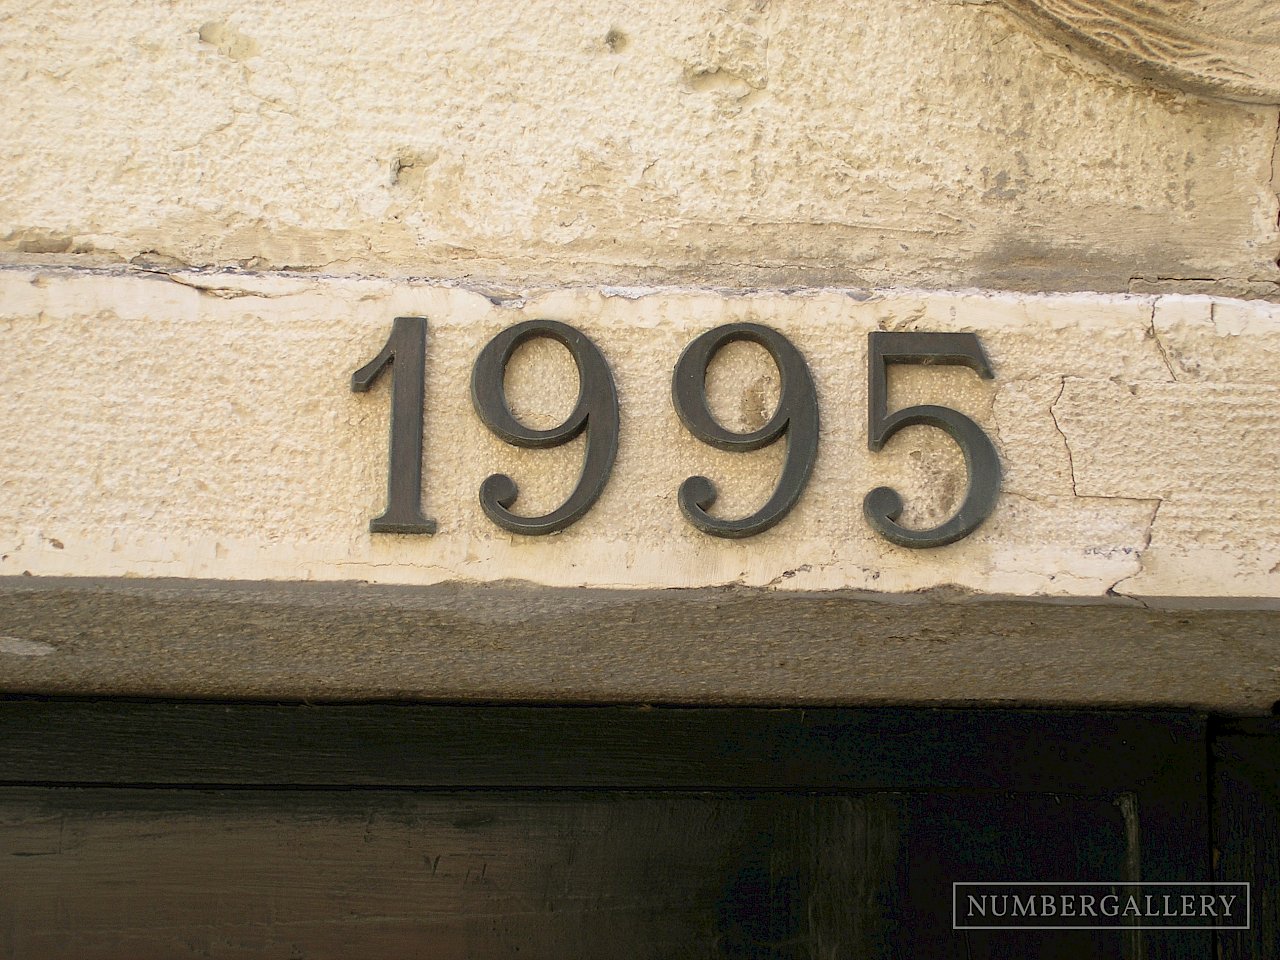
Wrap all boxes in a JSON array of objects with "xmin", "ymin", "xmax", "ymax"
[{"xmin": 1003, "ymin": 0, "xmax": 1280, "ymax": 103}]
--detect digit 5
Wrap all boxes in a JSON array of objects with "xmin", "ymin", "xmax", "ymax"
[{"xmin": 864, "ymin": 331, "xmax": 1001, "ymax": 548}]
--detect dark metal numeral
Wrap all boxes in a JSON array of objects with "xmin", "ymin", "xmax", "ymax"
[
  {"xmin": 351, "ymin": 316, "xmax": 437, "ymax": 535},
  {"xmin": 470, "ymin": 319, "xmax": 619, "ymax": 535},
  {"xmin": 864, "ymin": 331, "xmax": 1000, "ymax": 548},
  {"xmin": 672, "ymin": 323, "xmax": 819, "ymax": 538}
]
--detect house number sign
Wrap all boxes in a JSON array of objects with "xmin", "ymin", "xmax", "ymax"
[{"xmin": 353, "ymin": 318, "xmax": 1001, "ymax": 548}]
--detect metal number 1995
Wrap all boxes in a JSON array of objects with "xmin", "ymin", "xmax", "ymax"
[{"xmin": 353, "ymin": 319, "xmax": 1001, "ymax": 547}]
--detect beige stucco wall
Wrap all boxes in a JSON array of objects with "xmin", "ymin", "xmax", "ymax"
[
  {"xmin": 1, "ymin": 1, "xmax": 1277, "ymax": 295},
  {"xmin": 2, "ymin": 267, "xmax": 1277, "ymax": 603},
  {"xmin": 2, "ymin": 1, "xmax": 1278, "ymax": 705}
]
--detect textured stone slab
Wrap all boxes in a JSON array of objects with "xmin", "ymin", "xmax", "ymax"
[
  {"xmin": 0, "ymin": 577, "xmax": 1276, "ymax": 712},
  {"xmin": 0, "ymin": 0, "xmax": 1276, "ymax": 293},
  {"xmin": 2, "ymin": 267, "xmax": 1279, "ymax": 603},
  {"xmin": 1004, "ymin": 0, "xmax": 1280, "ymax": 104}
]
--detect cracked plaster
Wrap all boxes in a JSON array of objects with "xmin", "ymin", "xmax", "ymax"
[{"xmin": 2, "ymin": 268, "xmax": 1276, "ymax": 604}]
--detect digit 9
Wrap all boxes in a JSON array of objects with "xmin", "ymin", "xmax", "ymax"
[
  {"xmin": 671, "ymin": 323, "xmax": 819, "ymax": 538},
  {"xmin": 470, "ymin": 319, "xmax": 619, "ymax": 535}
]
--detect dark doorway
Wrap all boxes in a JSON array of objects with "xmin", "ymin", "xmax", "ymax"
[{"xmin": 0, "ymin": 700, "xmax": 1274, "ymax": 959}]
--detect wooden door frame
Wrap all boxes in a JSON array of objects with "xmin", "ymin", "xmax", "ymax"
[{"xmin": 5, "ymin": 698, "xmax": 1271, "ymax": 958}]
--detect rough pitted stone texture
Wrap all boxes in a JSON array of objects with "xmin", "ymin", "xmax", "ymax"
[
  {"xmin": 2, "ymin": 266, "xmax": 1277, "ymax": 603},
  {"xmin": 0, "ymin": 1, "xmax": 1277, "ymax": 293}
]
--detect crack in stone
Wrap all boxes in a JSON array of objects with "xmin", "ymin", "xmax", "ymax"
[
  {"xmin": 1272, "ymin": 109, "xmax": 1280, "ymax": 269},
  {"xmin": 764, "ymin": 564, "xmax": 814, "ymax": 588},
  {"xmin": 1046, "ymin": 371, "xmax": 1166, "ymax": 611},
  {"xmin": 1133, "ymin": 274, "xmax": 1268, "ymax": 283},
  {"xmin": 1148, "ymin": 302, "xmax": 1179, "ymax": 381},
  {"xmin": 135, "ymin": 268, "xmax": 294, "ymax": 299},
  {"xmin": 1048, "ymin": 377, "xmax": 1079, "ymax": 496},
  {"xmin": 1106, "ymin": 498, "xmax": 1164, "ymax": 607}
]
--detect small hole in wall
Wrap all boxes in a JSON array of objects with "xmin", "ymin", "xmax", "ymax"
[
  {"xmin": 605, "ymin": 28, "xmax": 628, "ymax": 53},
  {"xmin": 1271, "ymin": 699, "xmax": 1280, "ymax": 716}
]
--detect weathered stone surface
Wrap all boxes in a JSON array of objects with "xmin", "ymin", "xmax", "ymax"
[
  {"xmin": 1130, "ymin": 278, "xmax": 1280, "ymax": 302},
  {"xmin": 1050, "ymin": 294, "xmax": 1280, "ymax": 599},
  {"xmin": 0, "ymin": 577, "xmax": 1276, "ymax": 712},
  {"xmin": 1003, "ymin": 0, "xmax": 1280, "ymax": 104},
  {"xmin": 0, "ymin": 0, "xmax": 1276, "ymax": 293},
  {"xmin": 2, "ymin": 266, "xmax": 1277, "ymax": 603}
]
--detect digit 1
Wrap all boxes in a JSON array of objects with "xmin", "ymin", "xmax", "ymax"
[{"xmin": 351, "ymin": 316, "xmax": 437, "ymax": 534}]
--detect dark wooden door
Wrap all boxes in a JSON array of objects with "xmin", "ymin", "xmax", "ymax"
[{"xmin": 0, "ymin": 700, "xmax": 1271, "ymax": 959}]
